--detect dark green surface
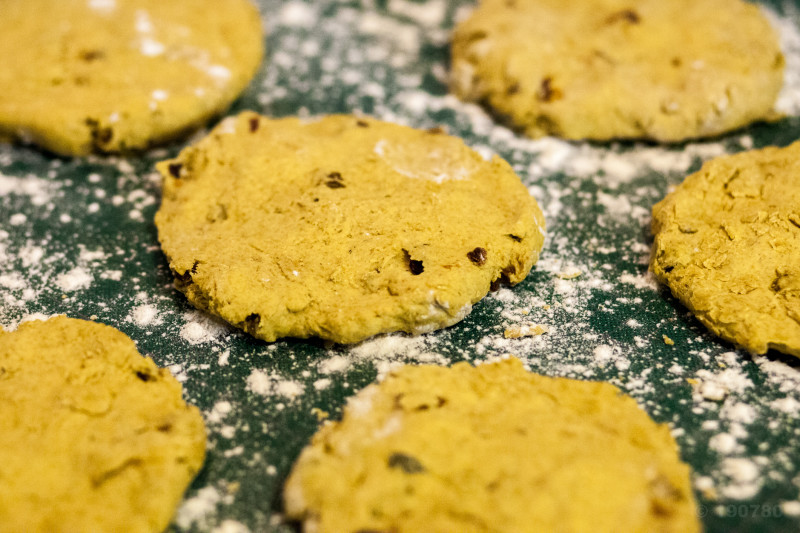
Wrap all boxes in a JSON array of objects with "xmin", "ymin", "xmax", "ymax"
[{"xmin": 2, "ymin": 1, "xmax": 800, "ymax": 531}]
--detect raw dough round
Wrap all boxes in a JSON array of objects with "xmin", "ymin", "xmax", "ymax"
[
  {"xmin": 284, "ymin": 357, "xmax": 700, "ymax": 532},
  {"xmin": 651, "ymin": 142, "xmax": 800, "ymax": 356},
  {"xmin": 0, "ymin": 0, "xmax": 264, "ymax": 156},
  {"xmin": 155, "ymin": 112, "xmax": 545, "ymax": 344},
  {"xmin": 451, "ymin": 0, "xmax": 783, "ymax": 142},
  {"xmin": 0, "ymin": 317, "xmax": 207, "ymax": 533}
]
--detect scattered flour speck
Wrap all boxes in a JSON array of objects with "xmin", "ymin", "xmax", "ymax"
[
  {"xmin": 55, "ymin": 267, "xmax": 93, "ymax": 292},
  {"xmin": 246, "ymin": 369, "xmax": 305, "ymax": 400}
]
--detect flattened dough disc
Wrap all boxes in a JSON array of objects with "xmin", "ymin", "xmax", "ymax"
[{"xmin": 156, "ymin": 112, "xmax": 546, "ymax": 344}]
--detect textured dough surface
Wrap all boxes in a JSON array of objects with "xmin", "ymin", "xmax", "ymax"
[
  {"xmin": 284, "ymin": 358, "xmax": 700, "ymax": 532},
  {"xmin": 0, "ymin": 0, "xmax": 263, "ymax": 156},
  {"xmin": 155, "ymin": 112, "xmax": 545, "ymax": 344},
  {"xmin": 0, "ymin": 317, "xmax": 207, "ymax": 533},
  {"xmin": 651, "ymin": 142, "xmax": 800, "ymax": 357},
  {"xmin": 451, "ymin": 0, "xmax": 783, "ymax": 142}
]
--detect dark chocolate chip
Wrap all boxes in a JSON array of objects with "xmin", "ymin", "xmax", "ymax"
[
  {"xmin": 507, "ymin": 234, "xmax": 522, "ymax": 242},
  {"xmin": 85, "ymin": 118, "xmax": 113, "ymax": 146},
  {"xmin": 173, "ymin": 268, "xmax": 192, "ymax": 285},
  {"xmin": 79, "ymin": 49, "xmax": 105, "ymax": 62},
  {"xmin": 249, "ymin": 117, "xmax": 259, "ymax": 132},
  {"xmin": 157, "ymin": 423, "xmax": 173, "ymax": 432},
  {"xmin": 536, "ymin": 77, "xmax": 562, "ymax": 103},
  {"xmin": 490, "ymin": 267, "xmax": 515, "ymax": 291},
  {"xmin": 356, "ymin": 119, "xmax": 370, "ymax": 127},
  {"xmin": 243, "ymin": 313, "xmax": 261, "ymax": 335},
  {"xmin": 168, "ymin": 163, "xmax": 183, "ymax": 179},
  {"xmin": 325, "ymin": 181, "xmax": 345, "ymax": 189},
  {"xmin": 605, "ymin": 9, "xmax": 640, "ymax": 24},
  {"xmin": 402, "ymin": 249, "xmax": 424, "ymax": 275},
  {"xmin": 771, "ymin": 276, "xmax": 782, "ymax": 293},
  {"xmin": 467, "ymin": 247, "xmax": 488, "ymax": 266},
  {"xmin": 388, "ymin": 452, "xmax": 426, "ymax": 474},
  {"xmin": 191, "ymin": 260, "xmax": 200, "ymax": 274},
  {"xmin": 327, "ymin": 171, "xmax": 343, "ymax": 181},
  {"xmin": 135, "ymin": 371, "xmax": 153, "ymax": 382},
  {"xmin": 663, "ymin": 266, "xmax": 674, "ymax": 273}
]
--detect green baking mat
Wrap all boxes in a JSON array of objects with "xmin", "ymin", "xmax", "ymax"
[{"xmin": 2, "ymin": 0, "xmax": 800, "ymax": 531}]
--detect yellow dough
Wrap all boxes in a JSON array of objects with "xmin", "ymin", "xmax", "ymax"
[
  {"xmin": 284, "ymin": 358, "xmax": 700, "ymax": 532},
  {"xmin": 651, "ymin": 142, "xmax": 800, "ymax": 357},
  {"xmin": 451, "ymin": 0, "xmax": 783, "ymax": 142},
  {"xmin": 0, "ymin": 0, "xmax": 264, "ymax": 156},
  {"xmin": 0, "ymin": 317, "xmax": 207, "ymax": 533},
  {"xmin": 155, "ymin": 112, "xmax": 546, "ymax": 344}
]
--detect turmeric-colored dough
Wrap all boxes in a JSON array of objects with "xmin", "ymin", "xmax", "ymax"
[
  {"xmin": 0, "ymin": 317, "xmax": 207, "ymax": 533},
  {"xmin": 284, "ymin": 357, "xmax": 700, "ymax": 532},
  {"xmin": 651, "ymin": 142, "xmax": 800, "ymax": 357},
  {"xmin": 451, "ymin": 0, "xmax": 783, "ymax": 142},
  {"xmin": 0, "ymin": 0, "xmax": 263, "ymax": 156},
  {"xmin": 155, "ymin": 112, "xmax": 546, "ymax": 344}
]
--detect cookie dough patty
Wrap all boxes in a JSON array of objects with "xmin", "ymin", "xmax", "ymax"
[
  {"xmin": 0, "ymin": 0, "xmax": 263, "ymax": 156},
  {"xmin": 451, "ymin": 0, "xmax": 784, "ymax": 142},
  {"xmin": 155, "ymin": 112, "xmax": 546, "ymax": 344},
  {"xmin": 651, "ymin": 142, "xmax": 800, "ymax": 357},
  {"xmin": 284, "ymin": 358, "xmax": 700, "ymax": 532},
  {"xmin": 0, "ymin": 317, "xmax": 207, "ymax": 533}
]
